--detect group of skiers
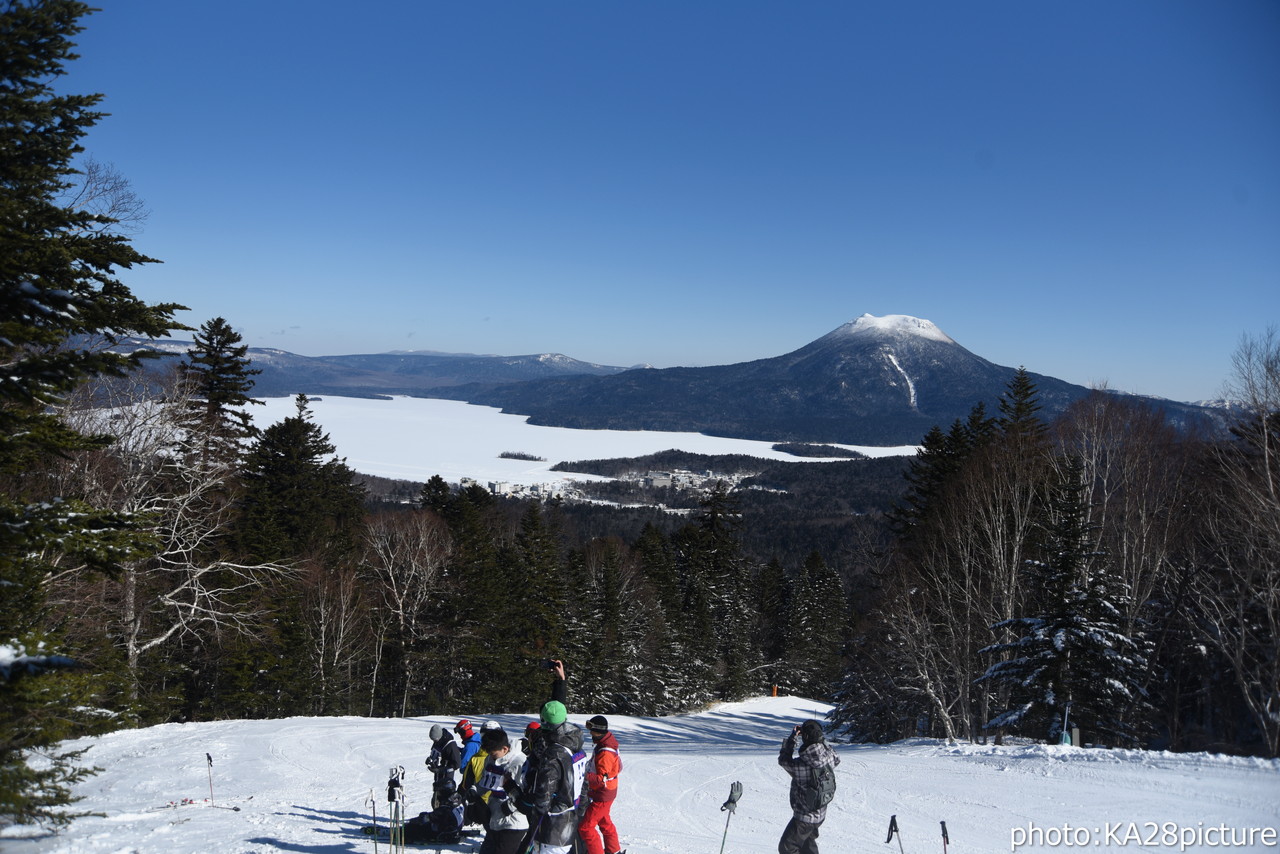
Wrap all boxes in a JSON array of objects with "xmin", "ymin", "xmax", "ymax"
[
  {"xmin": 415, "ymin": 658, "xmax": 841, "ymax": 854},
  {"xmin": 420, "ymin": 660, "xmax": 625, "ymax": 854}
]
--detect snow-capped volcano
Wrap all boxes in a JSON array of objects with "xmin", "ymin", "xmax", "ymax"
[
  {"xmin": 438, "ymin": 314, "xmax": 1109, "ymax": 444},
  {"xmin": 820, "ymin": 313, "xmax": 957, "ymax": 345}
]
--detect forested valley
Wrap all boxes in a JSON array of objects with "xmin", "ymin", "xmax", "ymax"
[{"xmin": 25, "ymin": 331, "xmax": 1280, "ymax": 768}]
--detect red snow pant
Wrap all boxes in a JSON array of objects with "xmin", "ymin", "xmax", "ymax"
[{"xmin": 578, "ymin": 798, "xmax": 619, "ymax": 854}]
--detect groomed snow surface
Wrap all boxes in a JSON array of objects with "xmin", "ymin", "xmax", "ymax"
[
  {"xmin": 248, "ymin": 396, "xmax": 918, "ymax": 487},
  {"xmin": 4, "ymin": 696, "xmax": 1277, "ymax": 854}
]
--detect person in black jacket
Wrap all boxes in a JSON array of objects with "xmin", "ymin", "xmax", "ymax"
[
  {"xmin": 527, "ymin": 699, "xmax": 585, "ymax": 854},
  {"xmin": 426, "ymin": 723, "xmax": 462, "ymax": 807},
  {"xmin": 518, "ymin": 659, "xmax": 586, "ymax": 854}
]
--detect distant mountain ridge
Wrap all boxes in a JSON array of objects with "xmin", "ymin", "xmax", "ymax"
[
  {"xmin": 105, "ymin": 338, "xmax": 634, "ymax": 398},
  {"xmin": 109, "ymin": 314, "xmax": 1217, "ymax": 445}
]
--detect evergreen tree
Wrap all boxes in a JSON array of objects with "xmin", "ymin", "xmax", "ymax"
[
  {"xmin": 234, "ymin": 394, "xmax": 365, "ymax": 564},
  {"xmin": 431, "ymin": 483, "xmax": 503, "ymax": 709},
  {"xmin": 784, "ymin": 551, "xmax": 847, "ymax": 698},
  {"xmin": 216, "ymin": 395, "xmax": 366, "ymax": 716},
  {"xmin": 179, "ymin": 316, "xmax": 261, "ymax": 470},
  {"xmin": 0, "ymin": 0, "xmax": 184, "ymax": 827},
  {"xmin": 978, "ymin": 457, "xmax": 1146, "ymax": 744},
  {"xmin": 678, "ymin": 484, "xmax": 759, "ymax": 700},
  {"xmin": 890, "ymin": 402, "xmax": 994, "ymax": 540},
  {"xmin": 418, "ymin": 474, "xmax": 451, "ymax": 515},
  {"xmin": 635, "ymin": 523, "xmax": 681, "ymax": 617},
  {"xmin": 592, "ymin": 541, "xmax": 654, "ymax": 714},
  {"xmin": 755, "ymin": 557, "xmax": 790, "ymax": 685},
  {"xmin": 998, "ymin": 367, "xmax": 1048, "ymax": 444},
  {"xmin": 632, "ymin": 524, "xmax": 697, "ymax": 712},
  {"xmin": 474, "ymin": 502, "xmax": 566, "ymax": 711},
  {"xmin": 567, "ymin": 538, "xmax": 654, "ymax": 714}
]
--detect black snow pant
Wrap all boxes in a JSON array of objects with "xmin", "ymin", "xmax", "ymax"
[
  {"xmin": 778, "ymin": 816, "xmax": 822, "ymax": 854},
  {"xmin": 479, "ymin": 828, "xmax": 526, "ymax": 854}
]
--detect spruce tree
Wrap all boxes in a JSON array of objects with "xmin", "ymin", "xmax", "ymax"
[
  {"xmin": 234, "ymin": 394, "xmax": 365, "ymax": 564},
  {"xmin": 179, "ymin": 316, "xmax": 261, "ymax": 470},
  {"xmin": 418, "ymin": 474, "xmax": 451, "ymax": 514},
  {"xmin": 756, "ymin": 557, "xmax": 790, "ymax": 685},
  {"xmin": 998, "ymin": 367, "xmax": 1048, "ymax": 444},
  {"xmin": 475, "ymin": 502, "xmax": 566, "ymax": 711},
  {"xmin": 431, "ymin": 483, "xmax": 502, "ymax": 709},
  {"xmin": 592, "ymin": 541, "xmax": 653, "ymax": 714},
  {"xmin": 632, "ymin": 524, "xmax": 695, "ymax": 712},
  {"xmin": 218, "ymin": 395, "xmax": 366, "ymax": 716},
  {"xmin": 0, "ymin": 0, "xmax": 184, "ymax": 827},
  {"xmin": 678, "ymin": 485, "xmax": 759, "ymax": 700},
  {"xmin": 795, "ymin": 551, "xmax": 848, "ymax": 697},
  {"xmin": 890, "ymin": 402, "xmax": 994, "ymax": 540},
  {"xmin": 978, "ymin": 457, "xmax": 1146, "ymax": 744}
]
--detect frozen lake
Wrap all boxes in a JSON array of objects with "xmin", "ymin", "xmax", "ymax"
[{"xmin": 250, "ymin": 395, "xmax": 917, "ymax": 486}]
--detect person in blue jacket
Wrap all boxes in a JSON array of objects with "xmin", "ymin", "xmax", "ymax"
[{"xmin": 456, "ymin": 719, "xmax": 483, "ymax": 767}]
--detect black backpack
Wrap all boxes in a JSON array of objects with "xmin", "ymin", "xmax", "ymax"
[
  {"xmin": 404, "ymin": 798, "xmax": 464, "ymax": 843},
  {"xmin": 799, "ymin": 761, "xmax": 837, "ymax": 812}
]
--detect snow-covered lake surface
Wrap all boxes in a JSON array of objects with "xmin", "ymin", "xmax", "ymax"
[
  {"xmin": 249, "ymin": 396, "xmax": 917, "ymax": 486},
  {"xmin": 4, "ymin": 695, "xmax": 1277, "ymax": 854}
]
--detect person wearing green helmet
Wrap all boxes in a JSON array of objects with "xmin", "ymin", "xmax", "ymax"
[{"xmin": 518, "ymin": 659, "xmax": 587, "ymax": 854}]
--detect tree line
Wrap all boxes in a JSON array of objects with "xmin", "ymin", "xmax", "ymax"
[{"xmin": 833, "ymin": 361, "xmax": 1280, "ymax": 760}]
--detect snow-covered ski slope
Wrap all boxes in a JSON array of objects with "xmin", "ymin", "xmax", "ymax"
[{"xmin": 4, "ymin": 696, "xmax": 1276, "ymax": 853}]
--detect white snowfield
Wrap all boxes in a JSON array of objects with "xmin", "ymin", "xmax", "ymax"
[
  {"xmin": 247, "ymin": 396, "xmax": 918, "ymax": 487},
  {"xmin": 4, "ymin": 696, "xmax": 1277, "ymax": 854}
]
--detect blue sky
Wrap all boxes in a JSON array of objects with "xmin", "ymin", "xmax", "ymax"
[{"xmin": 69, "ymin": 1, "xmax": 1278, "ymax": 402}]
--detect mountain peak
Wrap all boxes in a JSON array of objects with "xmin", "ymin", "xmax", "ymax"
[{"xmin": 821, "ymin": 314, "xmax": 956, "ymax": 345}]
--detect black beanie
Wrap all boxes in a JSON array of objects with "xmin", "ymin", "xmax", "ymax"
[
  {"xmin": 800, "ymin": 719, "xmax": 824, "ymax": 745},
  {"xmin": 586, "ymin": 715, "xmax": 609, "ymax": 733}
]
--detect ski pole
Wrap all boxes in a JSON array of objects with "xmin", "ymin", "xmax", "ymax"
[
  {"xmin": 206, "ymin": 753, "xmax": 215, "ymax": 805},
  {"xmin": 367, "ymin": 789, "xmax": 380, "ymax": 854},
  {"xmin": 387, "ymin": 766, "xmax": 405, "ymax": 854},
  {"xmin": 941, "ymin": 820, "xmax": 949, "ymax": 853},
  {"xmin": 719, "ymin": 781, "xmax": 743, "ymax": 854},
  {"xmin": 886, "ymin": 814, "xmax": 905, "ymax": 854},
  {"xmin": 521, "ymin": 811, "xmax": 545, "ymax": 854}
]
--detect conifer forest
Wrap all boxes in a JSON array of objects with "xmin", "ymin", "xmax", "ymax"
[{"xmin": 2, "ymin": 0, "xmax": 1278, "ymax": 830}]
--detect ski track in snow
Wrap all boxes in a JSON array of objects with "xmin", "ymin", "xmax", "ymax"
[
  {"xmin": 883, "ymin": 350, "xmax": 919, "ymax": 411},
  {"xmin": 3, "ymin": 697, "xmax": 1277, "ymax": 853}
]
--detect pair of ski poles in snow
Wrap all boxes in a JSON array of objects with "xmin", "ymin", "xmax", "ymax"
[
  {"xmin": 887, "ymin": 814, "xmax": 950, "ymax": 853},
  {"xmin": 368, "ymin": 766, "xmax": 407, "ymax": 854}
]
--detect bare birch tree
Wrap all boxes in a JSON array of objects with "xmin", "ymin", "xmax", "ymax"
[
  {"xmin": 363, "ymin": 509, "xmax": 452, "ymax": 716},
  {"xmin": 300, "ymin": 561, "xmax": 370, "ymax": 715},
  {"xmin": 48, "ymin": 372, "xmax": 290, "ymax": 702},
  {"xmin": 1193, "ymin": 330, "xmax": 1280, "ymax": 756}
]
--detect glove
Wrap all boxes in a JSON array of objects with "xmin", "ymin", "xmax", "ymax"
[{"xmin": 721, "ymin": 781, "xmax": 743, "ymax": 813}]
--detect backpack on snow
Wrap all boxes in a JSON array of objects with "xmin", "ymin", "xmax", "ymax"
[
  {"xmin": 403, "ymin": 798, "xmax": 464, "ymax": 843},
  {"xmin": 799, "ymin": 761, "xmax": 837, "ymax": 812}
]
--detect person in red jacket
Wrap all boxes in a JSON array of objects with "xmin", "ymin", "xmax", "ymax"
[{"xmin": 578, "ymin": 715, "xmax": 625, "ymax": 854}]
